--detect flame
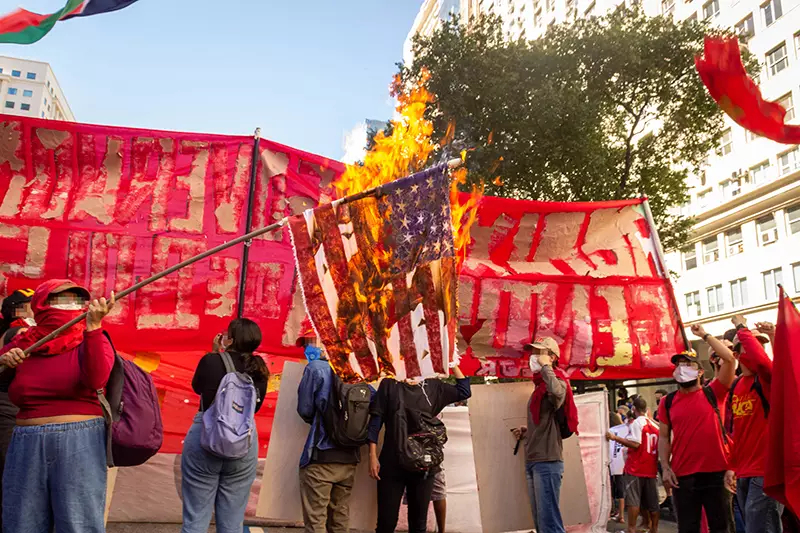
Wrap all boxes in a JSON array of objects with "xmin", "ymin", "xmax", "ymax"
[{"xmin": 333, "ymin": 69, "xmax": 482, "ymax": 268}]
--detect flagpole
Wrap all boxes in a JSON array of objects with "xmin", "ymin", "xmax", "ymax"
[
  {"xmin": 236, "ymin": 127, "xmax": 261, "ymax": 318},
  {"xmin": 641, "ymin": 197, "xmax": 692, "ymax": 351},
  {"xmin": 0, "ymin": 158, "xmax": 464, "ymax": 368}
]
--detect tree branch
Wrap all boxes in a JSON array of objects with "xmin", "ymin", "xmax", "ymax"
[{"xmin": 619, "ymin": 99, "xmax": 650, "ymax": 195}]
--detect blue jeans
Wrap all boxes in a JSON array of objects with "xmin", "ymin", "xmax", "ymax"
[
  {"xmin": 737, "ymin": 477, "xmax": 784, "ymax": 533},
  {"xmin": 525, "ymin": 461, "xmax": 565, "ymax": 533},
  {"xmin": 181, "ymin": 412, "xmax": 259, "ymax": 533},
  {"xmin": 2, "ymin": 418, "xmax": 107, "ymax": 533}
]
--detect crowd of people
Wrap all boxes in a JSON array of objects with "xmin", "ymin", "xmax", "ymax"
[
  {"xmin": 607, "ymin": 314, "xmax": 798, "ymax": 533},
  {"xmin": 0, "ymin": 280, "xmax": 796, "ymax": 533}
]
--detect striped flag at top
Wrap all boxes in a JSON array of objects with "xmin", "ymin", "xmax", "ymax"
[{"xmin": 289, "ymin": 165, "xmax": 459, "ymax": 382}]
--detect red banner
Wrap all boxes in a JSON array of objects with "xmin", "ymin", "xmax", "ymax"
[
  {"xmin": 457, "ymin": 196, "xmax": 685, "ymax": 380},
  {"xmin": 0, "ymin": 115, "xmax": 684, "ymax": 455}
]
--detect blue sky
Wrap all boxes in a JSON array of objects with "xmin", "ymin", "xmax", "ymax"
[{"xmin": 2, "ymin": 0, "xmax": 422, "ymax": 160}]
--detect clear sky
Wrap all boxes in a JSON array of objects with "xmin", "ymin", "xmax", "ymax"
[{"xmin": 2, "ymin": 0, "xmax": 422, "ymax": 160}]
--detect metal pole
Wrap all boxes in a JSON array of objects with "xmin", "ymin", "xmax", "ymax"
[
  {"xmin": 2, "ymin": 158, "xmax": 463, "ymax": 367},
  {"xmin": 237, "ymin": 128, "xmax": 261, "ymax": 318},
  {"xmin": 641, "ymin": 197, "xmax": 691, "ymax": 351}
]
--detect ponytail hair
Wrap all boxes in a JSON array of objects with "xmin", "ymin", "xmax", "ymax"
[{"xmin": 227, "ymin": 318, "xmax": 269, "ymax": 381}]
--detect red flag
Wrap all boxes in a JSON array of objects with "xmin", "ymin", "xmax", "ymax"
[
  {"xmin": 764, "ymin": 288, "xmax": 800, "ymax": 516},
  {"xmin": 695, "ymin": 36, "xmax": 800, "ymax": 145}
]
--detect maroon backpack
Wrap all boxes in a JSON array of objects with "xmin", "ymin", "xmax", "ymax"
[{"xmin": 96, "ymin": 332, "xmax": 164, "ymax": 467}]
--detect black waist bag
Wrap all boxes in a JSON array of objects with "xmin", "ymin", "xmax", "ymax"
[{"xmin": 395, "ymin": 406, "xmax": 447, "ymax": 472}]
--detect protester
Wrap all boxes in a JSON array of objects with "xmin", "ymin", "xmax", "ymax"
[
  {"xmin": 402, "ymin": 444, "xmax": 448, "ymax": 533},
  {"xmin": 727, "ymin": 315, "xmax": 784, "ymax": 533},
  {"xmin": 296, "ymin": 337, "xmax": 371, "ymax": 533},
  {"xmin": 0, "ymin": 325, "xmax": 23, "ymax": 532},
  {"xmin": 368, "ymin": 365, "xmax": 471, "ymax": 533},
  {"xmin": 658, "ymin": 325, "xmax": 736, "ymax": 533},
  {"xmin": 511, "ymin": 336, "xmax": 579, "ymax": 533},
  {"xmin": 0, "ymin": 279, "xmax": 114, "ymax": 533},
  {"xmin": 608, "ymin": 397, "xmax": 660, "ymax": 533},
  {"xmin": 654, "ymin": 389, "xmax": 668, "ymax": 408},
  {"xmin": 618, "ymin": 404, "xmax": 631, "ymax": 423},
  {"xmin": 0, "ymin": 288, "xmax": 34, "ymax": 337},
  {"xmin": 608, "ymin": 411, "xmax": 630, "ymax": 524},
  {"xmin": 617, "ymin": 387, "xmax": 631, "ymax": 408},
  {"xmin": 181, "ymin": 318, "xmax": 269, "ymax": 533}
]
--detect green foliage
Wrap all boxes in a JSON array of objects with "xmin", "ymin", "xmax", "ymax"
[{"xmin": 399, "ymin": 6, "xmax": 750, "ymax": 250}]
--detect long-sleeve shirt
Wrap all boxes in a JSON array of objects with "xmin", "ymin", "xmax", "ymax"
[
  {"xmin": 367, "ymin": 377, "xmax": 471, "ymax": 468},
  {"xmin": 525, "ymin": 365, "xmax": 567, "ymax": 463},
  {"xmin": 2, "ymin": 329, "xmax": 114, "ymax": 419},
  {"xmin": 731, "ymin": 327, "xmax": 773, "ymax": 477},
  {"xmin": 191, "ymin": 351, "xmax": 268, "ymax": 413}
]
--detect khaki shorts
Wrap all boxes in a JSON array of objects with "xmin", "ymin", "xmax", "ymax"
[
  {"xmin": 624, "ymin": 475, "xmax": 659, "ymax": 512},
  {"xmin": 402, "ymin": 469, "xmax": 447, "ymax": 504}
]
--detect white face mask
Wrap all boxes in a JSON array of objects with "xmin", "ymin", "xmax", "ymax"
[
  {"xmin": 673, "ymin": 366, "xmax": 699, "ymax": 384},
  {"xmin": 50, "ymin": 302, "xmax": 84, "ymax": 311},
  {"xmin": 529, "ymin": 355, "xmax": 542, "ymax": 374}
]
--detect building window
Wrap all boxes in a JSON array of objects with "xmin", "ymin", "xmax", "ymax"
[
  {"xmin": 707, "ymin": 285, "xmax": 724, "ymax": 313},
  {"xmin": 750, "ymin": 160, "xmax": 772, "ymax": 184},
  {"xmin": 796, "ymin": 32, "xmax": 800, "ymax": 58},
  {"xmin": 11, "ymin": 70, "xmax": 20, "ymax": 78},
  {"xmin": 787, "ymin": 204, "xmax": 800, "ymax": 235},
  {"xmin": 685, "ymin": 291, "xmax": 702, "ymax": 317},
  {"xmin": 684, "ymin": 247, "xmax": 698, "ymax": 270},
  {"xmin": 730, "ymin": 278, "xmax": 748, "ymax": 307},
  {"xmin": 703, "ymin": 0, "xmax": 720, "ymax": 19},
  {"xmin": 20, "ymin": 103, "xmax": 30, "ymax": 111},
  {"xmin": 26, "ymin": 72, "xmax": 36, "ymax": 80},
  {"xmin": 0, "ymin": 68, "xmax": 3, "ymax": 73},
  {"xmin": 762, "ymin": 268, "xmax": 783, "ymax": 300},
  {"xmin": 735, "ymin": 14, "xmax": 755, "ymax": 40},
  {"xmin": 41, "ymin": 111, "xmax": 45, "ymax": 118},
  {"xmin": 7, "ymin": 88, "xmax": 16, "ymax": 95},
  {"xmin": 703, "ymin": 236, "xmax": 720, "ymax": 263},
  {"xmin": 718, "ymin": 129, "xmax": 733, "ymax": 155},
  {"xmin": 777, "ymin": 93, "xmax": 794, "ymax": 121},
  {"xmin": 721, "ymin": 177, "xmax": 741, "ymax": 199},
  {"xmin": 43, "ymin": 98, "xmax": 47, "ymax": 107},
  {"xmin": 4, "ymin": 101, "xmax": 14, "ymax": 109},
  {"xmin": 726, "ymin": 227, "xmax": 744, "ymax": 255},
  {"xmin": 762, "ymin": 0, "xmax": 782, "ymax": 26},
  {"xmin": 757, "ymin": 214, "xmax": 778, "ymax": 245},
  {"xmin": 767, "ymin": 43, "xmax": 789, "ymax": 77},
  {"xmin": 794, "ymin": 263, "xmax": 800, "ymax": 293},
  {"xmin": 22, "ymin": 89, "xmax": 32, "ymax": 98},
  {"xmin": 662, "ymin": 0, "xmax": 675, "ymax": 15},
  {"xmin": 698, "ymin": 189, "xmax": 713, "ymax": 209},
  {"xmin": 779, "ymin": 148, "xmax": 799, "ymax": 176}
]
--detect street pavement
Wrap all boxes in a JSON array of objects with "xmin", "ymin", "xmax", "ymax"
[{"xmin": 106, "ymin": 521, "xmax": 679, "ymax": 532}]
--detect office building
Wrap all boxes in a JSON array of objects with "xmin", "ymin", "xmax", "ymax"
[{"xmin": 0, "ymin": 56, "xmax": 74, "ymax": 122}]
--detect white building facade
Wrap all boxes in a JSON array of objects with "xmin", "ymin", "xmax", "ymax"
[
  {"xmin": 0, "ymin": 56, "xmax": 74, "ymax": 122},
  {"xmin": 406, "ymin": 0, "xmax": 800, "ymax": 341}
]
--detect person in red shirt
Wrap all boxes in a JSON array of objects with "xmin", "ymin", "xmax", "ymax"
[
  {"xmin": 0, "ymin": 280, "xmax": 115, "ymax": 533},
  {"xmin": 728, "ymin": 315, "xmax": 784, "ymax": 533},
  {"xmin": 607, "ymin": 396, "xmax": 660, "ymax": 533},
  {"xmin": 658, "ymin": 324, "xmax": 737, "ymax": 533}
]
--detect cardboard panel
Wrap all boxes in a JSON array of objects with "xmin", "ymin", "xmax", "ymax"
[{"xmin": 468, "ymin": 382, "xmax": 592, "ymax": 533}]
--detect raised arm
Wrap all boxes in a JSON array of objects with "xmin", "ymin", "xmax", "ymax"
[{"xmin": 691, "ymin": 324, "xmax": 736, "ymax": 388}]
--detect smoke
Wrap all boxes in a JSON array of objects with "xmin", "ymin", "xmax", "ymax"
[{"xmin": 341, "ymin": 122, "xmax": 369, "ymax": 165}]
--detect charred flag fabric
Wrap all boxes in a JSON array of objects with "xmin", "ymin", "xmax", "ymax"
[
  {"xmin": 0, "ymin": 0, "xmax": 140, "ymax": 44},
  {"xmin": 288, "ymin": 165, "xmax": 459, "ymax": 382},
  {"xmin": 695, "ymin": 35, "xmax": 800, "ymax": 144}
]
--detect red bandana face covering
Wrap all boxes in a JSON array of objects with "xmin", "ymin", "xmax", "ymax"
[{"xmin": 2, "ymin": 279, "xmax": 88, "ymax": 356}]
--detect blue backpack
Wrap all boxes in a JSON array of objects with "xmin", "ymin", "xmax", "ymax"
[{"xmin": 200, "ymin": 351, "xmax": 257, "ymax": 459}]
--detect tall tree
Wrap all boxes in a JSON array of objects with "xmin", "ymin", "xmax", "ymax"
[{"xmin": 399, "ymin": 6, "xmax": 749, "ymax": 250}]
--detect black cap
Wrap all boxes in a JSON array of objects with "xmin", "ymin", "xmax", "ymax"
[
  {"xmin": 1, "ymin": 289, "xmax": 34, "ymax": 322},
  {"xmin": 670, "ymin": 350, "xmax": 699, "ymax": 365}
]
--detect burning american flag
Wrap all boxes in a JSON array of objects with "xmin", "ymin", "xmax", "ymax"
[{"xmin": 289, "ymin": 164, "xmax": 459, "ymax": 382}]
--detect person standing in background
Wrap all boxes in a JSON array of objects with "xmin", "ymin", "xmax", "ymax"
[{"xmin": 608, "ymin": 412, "xmax": 631, "ymax": 524}]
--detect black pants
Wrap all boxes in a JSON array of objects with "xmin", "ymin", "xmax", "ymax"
[
  {"xmin": 673, "ymin": 471, "xmax": 734, "ymax": 533},
  {"xmin": 376, "ymin": 466, "xmax": 436, "ymax": 533},
  {"xmin": 0, "ymin": 393, "xmax": 18, "ymax": 531}
]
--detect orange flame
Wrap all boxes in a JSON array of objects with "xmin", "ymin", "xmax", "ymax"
[{"xmin": 333, "ymin": 70, "xmax": 482, "ymax": 268}]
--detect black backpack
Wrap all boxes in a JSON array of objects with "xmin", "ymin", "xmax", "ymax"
[
  {"xmin": 725, "ymin": 375, "xmax": 770, "ymax": 435},
  {"xmin": 663, "ymin": 386, "xmax": 728, "ymax": 445},
  {"xmin": 555, "ymin": 404, "xmax": 574, "ymax": 439},
  {"xmin": 322, "ymin": 372, "xmax": 371, "ymax": 448},
  {"xmin": 393, "ymin": 381, "xmax": 447, "ymax": 472}
]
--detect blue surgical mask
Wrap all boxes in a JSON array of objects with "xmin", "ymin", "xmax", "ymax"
[{"xmin": 304, "ymin": 345, "xmax": 322, "ymax": 362}]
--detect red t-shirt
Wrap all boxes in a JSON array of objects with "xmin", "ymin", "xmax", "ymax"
[
  {"xmin": 657, "ymin": 379, "xmax": 731, "ymax": 477},
  {"xmin": 731, "ymin": 375, "xmax": 768, "ymax": 477},
  {"xmin": 624, "ymin": 416, "xmax": 659, "ymax": 478}
]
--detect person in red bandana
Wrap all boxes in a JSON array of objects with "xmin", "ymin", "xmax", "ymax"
[
  {"xmin": 0, "ymin": 279, "xmax": 115, "ymax": 533},
  {"xmin": 511, "ymin": 335, "xmax": 579, "ymax": 533}
]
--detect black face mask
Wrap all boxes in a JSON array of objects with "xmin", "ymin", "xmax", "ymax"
[{"xmin": 677, "ymin": 379, "xmax": 699, "ymax": 389}]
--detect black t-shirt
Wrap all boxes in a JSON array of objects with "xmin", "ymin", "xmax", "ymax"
[
  {"xmin": 370, "ymin": 378, "xmax": 462, "ymax": 467},
  {"xmin": 191, "ymin": 351, "xmax": 268, "ymax": 413}
]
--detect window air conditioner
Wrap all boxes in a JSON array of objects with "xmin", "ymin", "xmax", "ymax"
[{"xmin": 761, "ymin": 228, "xmax": 778, "ymax": 245}]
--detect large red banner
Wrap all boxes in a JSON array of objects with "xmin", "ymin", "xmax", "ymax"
[{"xmin": 0, "ymin": 115, "xmax": 684, "ymax": 456}]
